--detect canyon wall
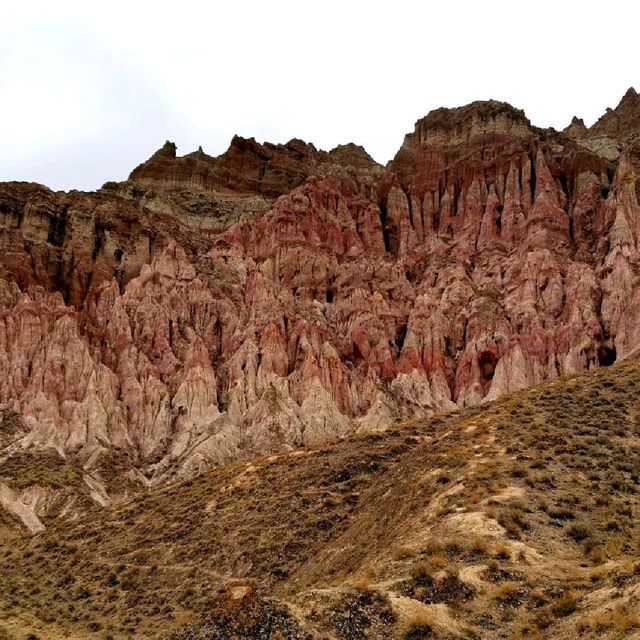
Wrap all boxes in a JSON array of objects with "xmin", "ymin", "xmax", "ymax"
[{"xmin": 1, "ymin": 89, "xmax": 639, "ymax": 516}]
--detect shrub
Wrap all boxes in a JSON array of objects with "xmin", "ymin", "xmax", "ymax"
[
  {"xmin": 492, "ymin": 581, "xmax": 523, "ymax": 606},
  {"xmin": 470, "ymin": 536, "xmax": 488, "ymax": 556},
  {"xmin": 498, "ymin": 507, "xmax": 529, "ymax": 539},
  {"xmin": 392, "ymin": 546, "xmax": 416, "ymax": 561},
  {"xmin": 403, "ymin": 611, "xmax": 436, "ymax": 639},
  {"xmin": 605, "ymin": 535, "xmax": 623, "ymax": 557},
  {"xmin": 494, "ymin": 544, "xmax": 511, "ymax": 560},
  {"xmin": 410, "ymin": 564, "xmax": 475, "ymax": 604},
  {"xmin": 549, "ymin": 590, "xmax": 580, "ymax": 617},
  {"xmin": 548, "ymin": 507, "xmax": 574, "ymax": 521},
  {"xmin": 422, "ymin": 539, "xmax": 443, "ymax": 556},
  {"xmin": 566, "ymin": 523, "xmax": 590, "ymax": 543},
  {"xmin": 443, "ymin": 537, "xmax": 464, "ymax": 555},
  {"xmin": 404, "ymin": 621, "xmax": 433, "ymax": 639}
]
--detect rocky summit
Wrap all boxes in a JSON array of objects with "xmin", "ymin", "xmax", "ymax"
[{"xmin": 1, "ymin": 89, "xmax": 640, "ymax": 532}]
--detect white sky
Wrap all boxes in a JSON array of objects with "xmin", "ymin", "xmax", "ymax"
[{"xmin": 1, "ymin": 0, "xmax": 638, "ymax": 191}]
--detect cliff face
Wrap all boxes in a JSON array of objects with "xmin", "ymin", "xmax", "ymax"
[
  {"xmin": 107, "ymin": 137, "xmax": 382, "ymax": 231},
  {"xmin": 1, "ymin": 90, "xmax": 639, "ymax": 517}
]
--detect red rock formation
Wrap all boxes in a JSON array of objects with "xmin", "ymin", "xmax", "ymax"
[
  {"xmin": 588, "ymin": 87, "xmax": 640, "ymax": 140},
  {"xmin": 1, "ymin": 90, "xmax": 639, "ymax": 513}
]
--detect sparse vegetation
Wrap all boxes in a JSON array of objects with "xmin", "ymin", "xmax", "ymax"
[
  {"xmin": 403, "ymin": 611, "xmax": 436, "ymax": 639},
  {"xmin": 579, "ymin": 603, "xmax": 640, "ymax": 634},
  {"xmin": 1, "ymin": 352, "xmax": 640, "ymax": 638}
]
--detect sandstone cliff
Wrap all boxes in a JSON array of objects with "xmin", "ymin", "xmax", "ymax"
[{"xmin": 1, "ymin": 89, "xmax": 639, "ymax": 524}]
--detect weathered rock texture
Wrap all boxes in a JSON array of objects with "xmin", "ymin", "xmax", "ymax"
[{"xmin": 1, "ymin": 89, "xmax": 640, "ymax": 517}]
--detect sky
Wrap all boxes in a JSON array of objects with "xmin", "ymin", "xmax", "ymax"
[{"xmin": 1, "ymin": 0, "xmax": 638, "ymax": 191}]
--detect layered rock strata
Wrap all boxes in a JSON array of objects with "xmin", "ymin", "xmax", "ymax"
[{"xmin": 1, "ymin": 89, "xmax": 639, "ymax": 516}]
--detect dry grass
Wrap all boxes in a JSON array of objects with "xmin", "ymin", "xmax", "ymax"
[
  {"xmin": 579, "ymin": 604, "xmax": 640, "ymax": 633},
  {"xmin": 391, "ymin": 546, "xmax": 416, "ymax": 561},
  {"xmin": 2, "ymin": 352, "xmax": 640, "ymax": 638},
  {"xmin": 402, "ymin": 611, "xmax": 437, "ymax": 639},
  {"xmin": 492, "ymin": 581, "xmax": 522, "ymax": 604}
]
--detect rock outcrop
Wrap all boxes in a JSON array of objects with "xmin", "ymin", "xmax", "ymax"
[
  {"xmin": 103, "ymin": 136, "xmax": 383, "ymax": 232},
  {"xmin": 1, "ymin": 89, "xmax": 640, "ymax": 523}
]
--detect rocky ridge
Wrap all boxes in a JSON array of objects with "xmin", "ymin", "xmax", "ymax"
[{"xmin": 1, "ymin": 89, "xmax": 640, "ymax": 526}]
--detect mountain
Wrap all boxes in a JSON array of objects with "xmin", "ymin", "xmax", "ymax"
[
  {"xmin": 1, "ymin": 89, "xmax": 640, "ymax": 531},
  {"xmin": 1, "ymin": 345, "xmax": 639, "ymax": 639}
]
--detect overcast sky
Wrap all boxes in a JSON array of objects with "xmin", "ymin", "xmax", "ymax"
[{"xmin": 1, "ymin": 0, "xmax": 638, "ymax": 191}]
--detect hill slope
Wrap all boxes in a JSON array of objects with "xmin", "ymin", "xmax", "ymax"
[{"xmin": 1, "ymin": 351, "xmax": 639, "ymax": 639}]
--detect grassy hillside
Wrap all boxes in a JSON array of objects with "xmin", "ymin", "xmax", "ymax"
[{"xmin": 1, "ymin": 354, "xmax": 640, "ymax": 639}]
